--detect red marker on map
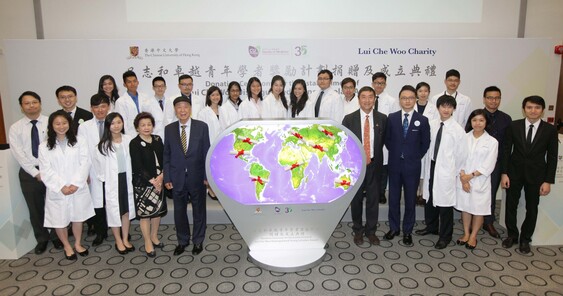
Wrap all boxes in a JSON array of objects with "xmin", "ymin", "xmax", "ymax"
[
  {"xmin": 230, "ymin": 149, "xmax": 249, "ymax": 158},
  {"xmin": 292, "ymin": 132, "xmax": 303, "ymax": 139},
  {"xmin": 312, "ymin": 144, "xmax": 325, "ymax": 152},
  {"xmin": 340, "ymin": 179, "xmax": 351, "ymax": 186},
  {"xmin": 318, "ymin": 126, "xmax": 334, "ymax": 138},
  {"xmin": 284, "ymin": 162, "xmax": 303, "ymax": 171},
  {"xmin": 250, "ymin": 176, "xmax": 268, "ymax": 185},
  {"xmin": 237, "ymin": 136, "xmax": 254, "ymax": 145}
]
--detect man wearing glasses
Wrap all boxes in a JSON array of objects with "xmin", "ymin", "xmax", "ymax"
[
  {"xmin": 431, "ymin": 69, "xmax": 472, "ymax": 128},
  {"xmin": 151, "ymin": 76, "xmax": 167, "ymax": 138},
  {"xmin": 310, "ymin": 69, "xmax": 344, "ymax": 122}
]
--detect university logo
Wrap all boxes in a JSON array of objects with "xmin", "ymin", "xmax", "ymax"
[
  {"xmin": 248, "ymin": 46, "xmax": 260, "ymax": 58},
  {"xmin": 130, "ymin": 46, "xmax": 139, "ymax": 57}
]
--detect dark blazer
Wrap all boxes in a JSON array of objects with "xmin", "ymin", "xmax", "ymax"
[
  {"xmin": 385, "ymin": 110, "xmax": 430, "ymax": 175},
  {"xmin": 130, "ymin": 135, "xmax": 164, "ymax": 186},
  {"xmin": 163, "ymin": 119, "xmax": 210, "ymax": 192},
  {"xmin": 61, "ymin": 107, "xmax": 93, "ymax": 135},
  {"xmin": 502, "ymin": 119, "xmax": 558, "ymax": 184},
  {"xmin": 342, "ymin": 109, "xmax": 387, "ymax": 168}
]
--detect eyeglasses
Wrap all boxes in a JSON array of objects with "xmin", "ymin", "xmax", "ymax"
[
  {"xmin": 373, "ymin": 82, "xmax": 386, "ymax": 86},
  {"xmin": 317, "ymin": 77, "xmax": 331, "ymax": 81},
  {"xmin": 58, "ymin": 95, "xmax": 75, "ymax": 100},
  {"xmin": 400, "ymin": 97, "xmax": 416, "ymax": 101},
  {"xmin": 342, "ymin": 86, "xmax": 355, "ymax": 90},
  {"xmin": 179, "ymin": 83, "xmax": 193, "ymax": 87},
  {"xmin": 485, "ymin": 96, "xmax": 501, "ymax": 101}
]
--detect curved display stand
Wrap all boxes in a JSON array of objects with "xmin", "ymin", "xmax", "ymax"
[{"xmin": 206, "ymin": 119, "xmax": 366, "ymax": 272}]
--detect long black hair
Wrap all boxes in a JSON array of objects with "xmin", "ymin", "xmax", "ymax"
[
  {"xmin": 98, "ymin": 75, "xmax": 120, "ymax": 105},
  {"xmin": 246, "ymin": 77, "xmax": 263, "ymax": 101},
  {"xmin": 290, "ymin": 79, "xmax": 308, "ymax": 118},
  {"xmin": 46, "ymin": 110, "xmax": 77, "ymax": 150},
  {"xmin": 268, "ymin": 75, "xmax": 288, "ymax": 110},
  {"xmin": 98, "ymin": 112, "xmax": 125, "ymax": 156}
]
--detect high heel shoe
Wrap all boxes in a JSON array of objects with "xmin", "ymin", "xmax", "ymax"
[
  {"xmin": 456, "ymin": 239, "xmax": 467, "ymax": 246},
  {"xmin": 115, "ymin": 244, "xmax": 128, "ymax": 255},
  {"xmin": 465, "ymin": 242, "xmax": 477, "ymax": 250},
  {"xmin": 152, "ymin": 242, "xmax": 164, "ymax": 249},
  {"xmin": 65, "ymin": 251, "xmax": 77, "ymax": 260},
  {"xmin": 125, "ymin": 244, "xmax": 135, "ymax": 252},
  {"xmin": 76, "ymin": 248, "xmax": 89, "ymax": 257},
  {"xmin": 146, "ymin": 250, "xmax": 156, "ymax": 258}
]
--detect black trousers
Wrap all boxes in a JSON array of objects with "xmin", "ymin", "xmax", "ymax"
[
  {"xmin": 18, "ymin": 168, "xmax": 55, "ymax": 243},
  {"xmin": 351, "ymin": 161, "xmax": 381, "ymax": 235},
  {"xmin": 423, "ymin": 161, "xmax": 453, "ymax": 242},
  {"xmin": 505, "ymin": 177, "xmax": 540, "ymax": 243}
]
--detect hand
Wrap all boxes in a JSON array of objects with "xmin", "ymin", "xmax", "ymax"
[
  {"xmin": 165, "ymin": 182, "xmax": 173, "ymax": 190},
  {"xmin": 460, "ymin": 172, "xmax": 472, "ymax": 183},
  {"xmin": 61, "ymin": 186, "xmax": 72, "ymax": 195},
  {"xmin": 501, "ymin": 174, "xmax": 510, "ymax": 189},
  {"xmin": 539, "ymin": 182, "xmax": 551, "ymax": 196},
  {"xmin": 203, "ymin": 180, "xmax": 209, "ymax": 186},
  {"xmin": 462, "ymin": 182, "xmax": 471, "ymax": 193},
  {"xmin": 68, "ymin": 185, "xmax": 79, "ymax": 194},
  {"xmin": 35, "ymin": 173, "xmax": 42, "ymax": 182}
]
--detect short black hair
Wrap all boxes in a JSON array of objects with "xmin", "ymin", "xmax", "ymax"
[
  {"xmin": 483, "ymin": 86, "xmax": 501, "ymax": 97},
  {"xmin": 399, "ymin": 85, "xmax": 416, "ymax": 98},
  {"xmin": 340, "ymin": 77, "xmax": 356, "ymax": 88},
  {"xmin": 205, "ymin": 86, "xmax": 223, "ymax": 107},
  {"xmin": 371, "ymin": 72, "xmax": 387, "ymax": 82},
  {"xmin": 18, "ymin": 91, "xmax": 41, "ymax": 105},
  {"xmin": 55, "ymin": 85, "xmax": 77, "ymax": 97},
  {"xmin": 445, "ymin": 69, "xmax": 460, "ymax": 79},
  {"xmin": 90, "ymin": 93, "xmax": 110, "ymax": 106},
  {"xmin": 122, "ymin": 70, "xmax": 137, "ymax": 82},
  {"xmin": 178, "ymin": 74, "xmax": 193, "ymax": 83},
  {"xmin": 436, "ymin": 94, "xmax": 457, "ymax": 109},
  {"xmin": 317, "ymin": 69, "xmax": 333, "ymax": 80},
  {"xmin": 522, "ymin": 95, "xmax": 545, "ymax": 110},
  {"xmin": 466, "ymin": 109, "xmax": 489, "ymax": 132},
  {"xmin": 358, "ymin": 86, "xmax": 375, "ymax": 97},
  {"xmin": 152, "ymin": 76, "xmax": 166, "ymax": 86},
  {"xmin": 415, "ymin": 82, "xmax": 430, "ymax": 92},
  {"xmin": 173, "ymin": 96, "xmax": 192, "ymax": 106},
  {"xmin": 133, "ymin": 112, "xmax": 155, "ymax": 129}
]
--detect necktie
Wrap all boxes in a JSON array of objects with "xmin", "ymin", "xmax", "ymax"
[
  {"xmin": 30, "ymin": 120, "xmax": 39, "ymax": 158},
  {"xmin": 403, "ymin": 113, "xmax": 409, "ymax": 138},
  {"xmin": 526, "ymin": 124, "xmax": 533, "ymax": 145},
  {"xmin": 374, "ymin": 95, "xmax": 379, "ymax": 111},
  {"xmin": 181, "ymin": 125, "xmax": 187, "ymax": 154},
  {"xmin": 314, "ymin": 91, "xmax": 324, "ymax": 117},
  {"xmin": 433, "ymin": 122, "xmax": 444, "ymax": 161},
  {"xmin": 97, "ymin": 120, "xmax": 104, "ymax": 138},
  {"xmin": 159, "ymin": 100, "xmax": 164, "ymax": 111},
  {"xmin": 364, "ymin": 115, "xmax": 371, "ymax": 165},
  {"xmin": 67, "ymin": 111, "xmax": 73, "ymax": 118}
]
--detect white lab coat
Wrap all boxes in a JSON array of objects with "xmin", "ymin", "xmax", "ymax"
[
  {"xmin": 150, "ymin": 96, "xmax": 165, "ymax": 139},
  {"xmin": 77, "ymin": 118, "xmax": 104, "ymax": 208},
  {"xmin": 377, "ymin": 91, "xmax": 399, "ymax": 166},
  {"xmin": 342, "ymin": 94, "xmax": 359, "ymax": 116},
  {"xmin": 415, "ymin": 100, "xmax": 438, "ymax": 122},
  {"xmin": 431, "ymin": 91, "xmax": 472, "ymax": 128},
  {"xmin": 422, "ymin": 117, "xmax": 468, "ymax": 207},
  {"xmin": 39, "ymin": 136, "xmax": 94, "ymax": 228},
  {"xmin": 455, "ymin": 130, "xmax": 498, "ymax": 215},
  {"xmin": 307, "ymin": 88, "xmax": 343, "ymax": 122},
  {"xmin": 238, "ymin": 98, "xmax": 262, "ymax": 119},
  {"xmin": 219, "ymin": 100, "xmax": 240, "ymax": 129},
  {"xmin": 93, "ymin": 134, "xmax": 136, "ymax": 227},
  {"xmin": 290, "ymin": 99, "xmax": 314, "ymax": 118},
  {"xmin": 163, "ymin": 93, "xmax": 205, "ymax": 125},
  {"xmin": 198, "ymin": 106, "xmax": 222, "ymax": 143},
  {"xmin": 114, "ymin": 92, "xmax": 161, "ymax": 136},
  {"xmin": 262, "ymin": 93, "xmax": 289, "ymax": 119}
]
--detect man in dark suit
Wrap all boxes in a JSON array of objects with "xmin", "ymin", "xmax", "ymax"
[
  {"xmin": 384, "ymin": 85, "xmax": 430, "ymax": 245},
  {"xmin": 501, "ymin": 95, "xmax": 558, "ymax": 254},
  {"xmin": 56, "ymin": 85, "xmax": 93, "ymax": 135},
  {"xmin": 164, "ymin": 96, "xmax": 210, "ymax": 256},
  {"xmin": 342, "ymin": 86, "xmax": 387, "ymax": 246}
]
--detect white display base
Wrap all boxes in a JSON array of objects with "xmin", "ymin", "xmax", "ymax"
[{"xmin": 249, "ymin": 248, "xmax": 326, "ymax": 273}]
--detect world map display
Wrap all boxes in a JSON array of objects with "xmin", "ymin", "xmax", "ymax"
[{"xmin": 208, "ymin": 122, "xmax": 364, "ymax": 205}]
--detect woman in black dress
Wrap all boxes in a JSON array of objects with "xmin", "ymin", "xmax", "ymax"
[{"xmin": 129, "ymin": 112, "xmax": 167, "ymax": 257}]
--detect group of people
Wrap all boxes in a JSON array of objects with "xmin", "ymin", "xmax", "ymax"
[{"xmin": 9, "ymin": 67, "xmax": 557, "ymax": 262}]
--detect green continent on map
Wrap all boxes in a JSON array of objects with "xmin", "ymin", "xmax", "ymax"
[
  {"xmin": 249, "ymin": 163, "xmax": 270, "ymax": 200},
  {"xmin": 278, "ymin": 145, "xmax": 308, "ymax": 189},
  {"xmin": 335, "ymin": 173, "xmax": 352, "ymax": 190},
  {"xmin": 232, "ymin": 127, "xmax": 264, "ymax": 162}
]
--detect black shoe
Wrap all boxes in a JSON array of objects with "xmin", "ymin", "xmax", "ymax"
[
  {"xmin": 174, "ymin": 244, "xmax": 187, "ymax": 256},
  {"xmin": 34, "ymin": 242, "xmax": 48, "ymax": 254},
  {"xmin": 456, "ymin": 239, "xmax": 467, "ymax": 246},
  {"xmin": 519, "ymin": 241, "xmax": 531, "ymax": 254},
  {"xmin": 153, "ymin": 242, "xmax": 164, "ymax": 249},
  {"xmin": 207, "ymin": 191, "xmax": 218, "ymax": 201},
  {"xmin": 502, "ymin": 237, "xmax": 516, "ymax": 248},
  {"xmin": 384, "ymin": 230, "xmax": 400, "ymax": 240},
  {"xmin": 52, "ymin": 239, "xmax": 64, "ymax": 250},
  {"xmin": 146, "ymin": 250, "xmax": 156, "ymax": 258},
  {"xmin": 125, "ymin": 244, "xmax": 135, "ymax": 252},
  {"xmin": 403, "ymin": 234, "xmax": 413, "ymax": 246},
  {"xmin": 483, "ymin": 224, "xmax": 501, "ymax": 239},
  {"xmin": 65, "ymin": 251, "xmax": 77, "ymax": 260},
  {"xmin": 379, "ymin": 196, "xmax": 387, "ymax": 204},
  {"xmin": 415, "ymin": 228, "xmax": 439, "ymax": 236},
  {"xmin": 192, "ymin": 243, "xmax": 203, "ymax": 255},
  {"xmin": 92, "ymin": 235, "xmax": 104, "ymax": 246},
  {"xmin": 115, "ymin": 244, "xmax": 128, "ymax": 255},
  {"xmin": 434, "ymin": 240, "xmax": 448, "ymax": 249},
  {"xmin": 465, "ymin": 242, "xmax": 476, "ymax": 250},
  {"xmin": 77, "ymin": 248, "xmax": 89, "ymax": 257}
]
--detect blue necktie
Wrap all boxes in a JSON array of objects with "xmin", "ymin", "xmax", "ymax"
[
  {"xmin": 403, "ymin": 113, "xmax": 409, "ymax": 138},
  {"xmin": 30, "ymin": 120, "xmax": 39, "ymax": 158}
]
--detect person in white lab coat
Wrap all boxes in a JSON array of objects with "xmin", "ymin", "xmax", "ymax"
[
  {"xmin": 414, "ymin": 82, "xmax": 438, "ymax": 205},
  {"xmin": 77, "ymin": 94, "xmax": 111, "ymax": 246},
  {"xmin": 341, "ymin": 77, "xmax": 358, "ymax": 116},
  {"xmin": 455, "ymin": 109, "xmax": 498, "ymax": 250},
  {"xmin": 238, "ymin": 77, "xmax": 263, "ymax": 119},
  {"xmin": 219, "ymin": 81, "xmax": 242, "ymax": 129},
  {"xmin": 262, "ymin": 75, "xmax": 289, "ymax": 119},
  {"xmin": 289, "ymin": 79, "xmax": 312, "ymax": 118},
  {"xmin": 163, "ymin": 74, "xmax": 205, "ymax": 125},
  {"xmin": 309, "ymin": 70, "xmax": 343, "ymax": 122},
  {"xmin": 114, "ymin": 70, "xmax": 161, "ymax": 135},
  {"xmin": 198, "ymin": 86, "xmax": 223, "ymax": 144},
  {"xmin": 39, "ymin": 110, "xmax": 94, "ymax": 260},
  {"xmin": 417, "ymin": 95, "xmax": 468, "ymax": 250},
  {"xmin": 430, "ymin": 69, "xmax": 472, "ymax": 128},
  {"xmin": 95, "ymin": 112, "xmax": 136, "ymax": 255},
  {"xmin": 150, "ymin": 76, "xmax": 167, "ymax": 139},
  {"xmin": 97, "ymin": 75, "xmax": 120, "ymax": 111}
]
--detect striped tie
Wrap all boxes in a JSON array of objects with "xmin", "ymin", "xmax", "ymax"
[
  {"xmin": 364, "ymin": 115, "xmax": 371, "ymax": 165},
  {"xmin": 181, "ymin": 125, "xmax": 187, "ymax": 154}
]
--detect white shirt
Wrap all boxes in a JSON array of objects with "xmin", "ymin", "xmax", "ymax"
[
  {"xmin": 114, "ymin": 91, "xmax": 161, "ymax": 136},
  {"xmin": 262, "ymin": 93, "xmax": 289, "ymax": 119},
  {"xmin": 198, "ymin": 106, "xmax": 222, "ymax": 143},
  {"xmin": 431, "ymin": 91, "xmax": 472, "ymax": 128},
  {"xmin": 308, "ymin": 87, "xmax": 343, "ymax": 122},
  {"xmin": 360, "ymin": 109, "xmax": 375, "ymax": 159},
  {"xmin": 414, "ymin": 100, "xmax": 438, "ymax": 122},
  {"xmin": 151, "ymin": 95, "xmax": 166, "ymax": 138},
  {"xmin": 376, "ymin": 91, "xmax": 399, "ymax": 116},
  {"xmin": 219, "ymin": 99, "xmax": 241, "ymax": 129},
  {"xmin": 9, "ymin": 114, "xmax": 48, "ymax": 177},
  {"xmin": 342, "ymin": 94, "xmax": 359, "ymax": 116},
  {"xmin": 524, "ymin": 118, "xmax": 540, "ymax": 142},
  {"xmin": 238, "ymin": 98, "xmax": 262, "ymax": 119}
]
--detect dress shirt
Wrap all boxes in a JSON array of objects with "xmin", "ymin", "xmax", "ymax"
[
  {"xmin": 9, "ymin": 115, "xmax": 49, "ymax": 177},
  {"xmin": 525, "ymin": 118, "xmax": 539, "ymax": 143}
]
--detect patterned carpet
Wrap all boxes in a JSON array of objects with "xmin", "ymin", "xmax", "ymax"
[{"xmin": 1, "ymin": 218, "xmax": 562, "ymax": 296}]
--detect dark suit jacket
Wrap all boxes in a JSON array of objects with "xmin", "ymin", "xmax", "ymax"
[
  {"xmin": 163, "ymin": 119, "xmax": 210, "ymax": 192},
  {"xmin": 502, "ymin": 119, "xmax": 558, "ymax": 184},
  {"xmin": 130, "ymin": 135, "xmax": 164, "ymax": 186},
  {"xmin": 385, "ymin": 110, "xmax": 430, "ymax": 175},
  {"xmin": 61, "ymin": 107, "xmax": 93, "ymax": 135},
  {"xmin": 342, "ymin": 109, "xmax": 387, "ymax": 168}
]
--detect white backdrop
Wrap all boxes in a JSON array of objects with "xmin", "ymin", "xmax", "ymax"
[{"xmin": 3, "ymin": 38, "xmax": 560, "ymax": 127}]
